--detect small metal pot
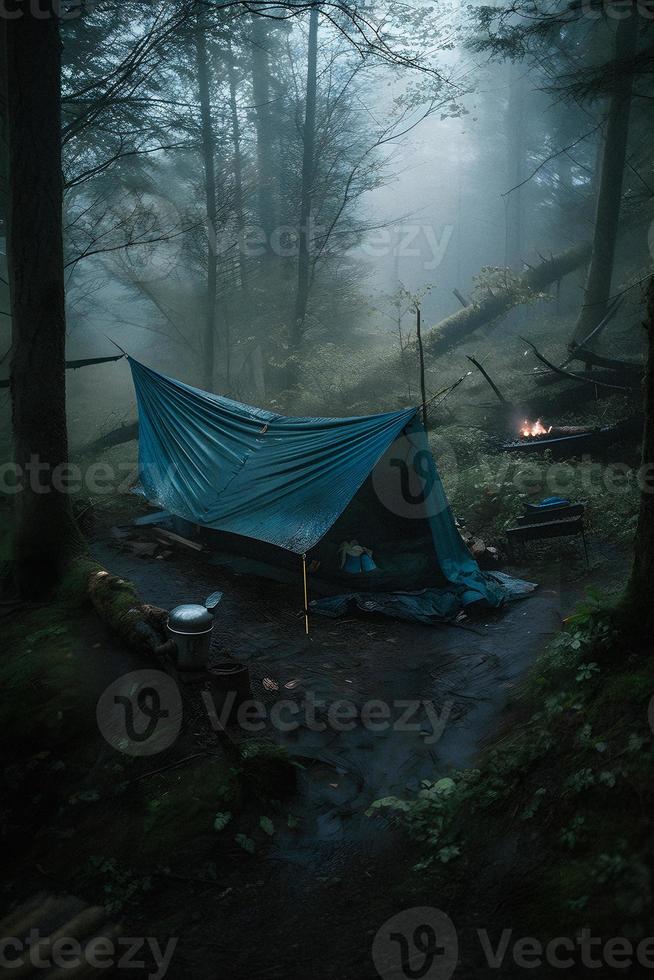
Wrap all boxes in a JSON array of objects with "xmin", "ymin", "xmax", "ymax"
[{"xmin": 167, "ymin": 591, "xmax": 222, "ymax": 671}]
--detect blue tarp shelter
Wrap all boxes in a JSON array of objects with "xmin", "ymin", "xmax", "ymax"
[{"xmin": 128, "ymin": 358, "xmax": 533, "ymax": 623}]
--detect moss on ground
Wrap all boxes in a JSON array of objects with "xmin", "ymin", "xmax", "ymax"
[{"xmin": 0, "ymin": 566, "xmax": 98, "ymax": 752}]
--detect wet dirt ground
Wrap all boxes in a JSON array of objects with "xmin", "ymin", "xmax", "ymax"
[{"xmin": 90, "ymin": 521, "xmax": 629, "ymax": 979}]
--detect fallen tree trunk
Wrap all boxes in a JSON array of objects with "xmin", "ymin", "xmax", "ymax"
[
  {"xmin": 342, "ymin": 241, "xmax": 591, "ymax": 409},
  {"xmin": 425, "ymin": 242, "xmax": 591, "ymax": 359},
  {"xmin": 86, "ymin": 564, "xmax": 170, "ymax": 657},
  {"xmin": 502, "ymin": 415, "xmax": 643, "ymax": 455}
]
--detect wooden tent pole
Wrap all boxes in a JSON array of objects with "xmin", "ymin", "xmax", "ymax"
[{"xmin": 302, "ymin": 553, "xmax": 310, "ymax": 635}]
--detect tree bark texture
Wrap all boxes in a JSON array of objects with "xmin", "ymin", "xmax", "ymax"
[
  {"xmin": 292, "ymin": 5, "xmax": 318, "ymax": 366},
  {"xmin": 572, "ymin": 9, "xmax": 638, "ymax": 345},
  {"xmin": 194, "ymin": 13, "xmax": 219, "ymax": 392},
  {"xmin": 625, "ymin": 278, "xmax": 654, "ymax": 635},
  {"xmin": 249, "ymin": 15, "xmax": 277, "ymax": 246},
  {"xmin": 7, "ymin": 5, "xmax": 81, "ymax": 596}
]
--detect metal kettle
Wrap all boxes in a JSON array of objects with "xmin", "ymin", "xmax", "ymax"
[{"xmin": 167, "ymin": 591, "xmax": 222, "ymax": 671}]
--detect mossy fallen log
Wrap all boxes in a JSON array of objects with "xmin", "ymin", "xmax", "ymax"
[
  {"xmin": 423, "ymin": 242, "xmax": 591, "ymax": 360},
  {"xmin": 85, "ymin": 564, "xmax": 169, "ymax": 656}
]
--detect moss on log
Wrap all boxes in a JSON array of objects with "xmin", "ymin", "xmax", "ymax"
[{"xmin": 84, "ymin": 563, "xmax": 168, "ymax": 656}]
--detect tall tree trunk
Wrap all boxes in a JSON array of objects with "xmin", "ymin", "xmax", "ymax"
[
  {"xmin": 194, "ymin": 14, "xmax": 219, "ymax": 392},
  {"xmin": 571, "ymin": 9, "xmax": 638, "ymax": 346},
  {"xmin": 0, "ymin": 22, "xmax": 9, "ymax": 322},
  {"xmin": 624, "ymin": 278, "xmax": 654, "ymax": 636},
  {"xmin": 227, "ymin": 37, "xmax": 247, "ymax": 296},
  {"xmin": 504, "ymin": 62, "xmax": 526, "ymax": 269},
  {"xmin": 249, "ymin": 15, "xmax": 277, "ymax": 247},
  {"xmin": 287, "ymin": 6, "xmax": 318, "ymax": 388},
  {"xmin": 7, "ymin": 4, "xmax": 80, "ymax": 596}
]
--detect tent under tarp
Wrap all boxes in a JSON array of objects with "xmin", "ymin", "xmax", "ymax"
[{"xmin": 128, "ymin": 358, "xmax": 534, "ymax": 622}]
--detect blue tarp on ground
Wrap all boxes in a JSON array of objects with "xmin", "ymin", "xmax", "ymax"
[{"xmin": 128, "ymin": 358, "xmax": 534, "ymax": 619}]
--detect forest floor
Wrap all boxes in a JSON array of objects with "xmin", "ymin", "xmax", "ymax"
[
  {"xmin": 81, "ymin": 502, "xmax": 628, "ymax": 977},
  {"xmin": 0, "ymin": 477, "xmax": 635, "ymax": 979}
]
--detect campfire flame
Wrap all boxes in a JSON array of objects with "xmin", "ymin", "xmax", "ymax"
[{"xmin": 520, "ymin": 418, "xmax": 552, "ymax": 439}]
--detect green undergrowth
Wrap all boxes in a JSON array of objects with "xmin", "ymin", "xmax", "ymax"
[
  {"xmin": 0, "ymin": 560, "xmax": 101, "ymax": 752},
  {"xmin": 443, "ymin": 440, "xmax": 640, "ymax": 544},
  {"xmin": 369, "ymin": 590, "xmax": 654, "ymax": 940}
]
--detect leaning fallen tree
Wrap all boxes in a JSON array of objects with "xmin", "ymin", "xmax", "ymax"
[
  {"xmin": 342, "ymin": 241, "xmax": 592, "ymax": 408},
  {"xmin": 76, "ymin": 243, "xmax": 592, "ymax": 452},
  {"xmin": 422, "ymin": 242, "xmax": 591, "ymax": 359}
]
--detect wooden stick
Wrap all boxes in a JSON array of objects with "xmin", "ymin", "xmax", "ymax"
[
  {"xmin": 153, "ymin": 527, "xmax": 204, "ymax": 551},
  {"xmin": 416, "ymin": 304, "xmax": 428, "ymax": 431},
  {"xmin": 0, "ymin": 354, "xmax": 125, "ymax": 388},
  {"xmin": 466, "ymin": 355, "xmax": 508, "ymax": 404},
  {"xmin": 302, "ymin": 553, "xmax": 309, "ymax": 636}
]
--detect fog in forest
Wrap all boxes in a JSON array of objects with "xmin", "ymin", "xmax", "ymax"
[
  {"xmin": 2, "ymin": 0, "xmax": 648, "ymax": 457},
  {"xmin": 5, "ymin": 2, "xmax": 654, "ymax": 972}
]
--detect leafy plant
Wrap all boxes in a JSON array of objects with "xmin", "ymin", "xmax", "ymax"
[
  {"xmin": 213, "ymin": 812, "xmax": 232, "ymax": 832},
  {"xmin": 235, "ymin": 834, "xmax": 255, "ymax": 855}
]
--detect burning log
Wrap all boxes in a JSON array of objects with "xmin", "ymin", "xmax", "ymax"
[
  {"xmin": 503, "ymin": 415, "xmax": 643, "ymax": 454},
  {"xmin": 519, "ymin": 419, "xmax": 593, "ymax": 439},
  {"xmin": 519, "ymin": 418, "xmax": 552, "ymax": 438}
]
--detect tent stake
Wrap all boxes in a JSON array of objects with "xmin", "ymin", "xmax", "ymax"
[{"xmin": 302, "ymin": 553, "xmax": 310, "ymax": 635}]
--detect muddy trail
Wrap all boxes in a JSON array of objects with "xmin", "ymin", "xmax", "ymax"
[{"xmin": 90, "ymin": 516, "xmax": 624, "ymax": 979}]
